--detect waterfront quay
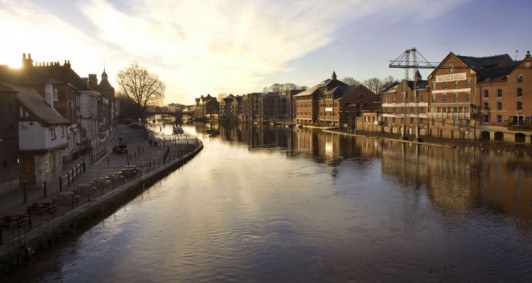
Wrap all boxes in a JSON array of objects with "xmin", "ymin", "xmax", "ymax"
[{"xmin": 0, "ymin": 123, "xmax": 202, "ymax": 274}]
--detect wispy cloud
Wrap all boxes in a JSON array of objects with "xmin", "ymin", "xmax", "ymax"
[{"xmin": 0, "ymin": 0, "xmax": 469, "ymax": 103}]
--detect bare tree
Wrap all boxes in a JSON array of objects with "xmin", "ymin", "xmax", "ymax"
[
  {"xmin": 381, "ymin": 75, "xmax": 397, "ymax": 91},
  {"xmin": 342, "ymin": 77, "xmax": 361, "ymax": 86},
  {"xmin": 363, "ymin": 77, "xmax": 383, "ymax": 94},
  {"xmin": 117, "ymin": 62, "xmax": 165, "ymax": 120}
]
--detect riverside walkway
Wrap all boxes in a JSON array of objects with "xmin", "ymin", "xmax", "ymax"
[{"xmin": 0, "ymin": 124, "xmax": 201, "ymax": 256}]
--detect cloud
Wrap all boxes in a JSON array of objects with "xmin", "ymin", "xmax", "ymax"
[{"xmin": 0, "ymin": 0, "xmax": 470, "ymax": 103}]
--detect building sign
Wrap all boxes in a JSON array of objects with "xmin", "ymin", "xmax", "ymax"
[
  {"xmin": 436, "ymin": 72, "xmax": 466, "ymax": 82},
  {"xmin": 325, "ymin": 107, "xmax": 333, "ymax": 112}
]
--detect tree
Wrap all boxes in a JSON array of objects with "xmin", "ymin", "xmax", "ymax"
[
  {"xmin": 342, "ymin": 77, "xmax": 361, "ymax": 86},
  {"xmin": 117, "ymin": 62, "xmax": 165, "ymax": 120},
  {"xmin": 381, "ymin": 75, "xmax": 397, "ymax": 91},
  {"xmin": 363, "ymin": 77, "xmax": 383, "ymax": 94}
]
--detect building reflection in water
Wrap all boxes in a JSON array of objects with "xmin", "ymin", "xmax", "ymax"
[{"xmin": 195, "ymin": 123, "xmax": 532, "ymax": 221}]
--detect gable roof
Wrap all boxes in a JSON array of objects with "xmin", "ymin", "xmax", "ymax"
[{"xmin": 8, "ymin": 84, "xmax": 70, "ymax": 126}]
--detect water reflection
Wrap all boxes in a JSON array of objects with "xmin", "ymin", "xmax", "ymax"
[
  {"xmin": 6, "ymin": 123, "xmax": 532, "ymax": 282},
  {"xmin": 197, "ymin": 122, "xmax": 532, "ymax": 221}
]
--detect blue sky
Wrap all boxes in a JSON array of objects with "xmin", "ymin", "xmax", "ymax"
[{"xmin": 1, "ymin": 0, "xmax": 531, "ymax": 104}]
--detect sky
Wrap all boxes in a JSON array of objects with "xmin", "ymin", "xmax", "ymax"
[{"xmin": 1, "ymin": 0, "xmax": 531, "ymax": 104}]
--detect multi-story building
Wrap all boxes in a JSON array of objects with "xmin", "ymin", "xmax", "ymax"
[
  {"xmin": 382, "ymin": 71, "xmax": 429, "ymax": 137},
  {"xmin": 0, "ymin": 54, "xmax": 118, "ymax": 158},
  {"xmin": 427, "ymin": 52, "xmax": 515, "ymax": 140},
  {"xmin": 477, "ymin": 51, "xmax": 532, "ymax": 143},
  {"xmin": 242, "ymin": 92, "xmax": 262, "ymax": 123},
  {"xmin": 295, "ymin": 72, "xmax": 379, "ymax": 127},
  {"xmin": 194, "ymin": 94, "xmax": 219, "ymax": 121},
  {"xmin": 0, "ymin": 83, "xmax": 19, "ymax": 193},
  {"xmin": 220, "ymin": 94, "xmax": 243, "ymax": 121},
  {"xmin": 11, "ymin": 85, "xmax": 70, "ymax": 186}
]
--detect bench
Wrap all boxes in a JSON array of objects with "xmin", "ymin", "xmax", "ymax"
[{"xmin": 27, "ymin": 201, "xmax": 57, "ymax": 218}]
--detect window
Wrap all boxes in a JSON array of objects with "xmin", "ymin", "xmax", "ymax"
[
  {"xmin": 454, "ymin": 93, "xmax": 458, "ymax": 102},
  {"xmin": 392, "ymin": 117, "xmax": 396, "ymax": 123},
  {"xmin": 497, "ymin": 102, "xmax": 502, "ymax": 110},
  {"xmin": 484, "ymin": 102, "xmax": 489, "ymax": 110},
  {"xmin": 432, "ymin": 119, "xmax": 435, "ymax": 126},
  {"xmin": 466, "ymin": 93, "xmax": 471, "ymax": 102},
  {"xmin": 453, "ymin": 119, "xmax": 458, "ymax": 127},
  {"xmin": 517, "ymin": 88, "xmax": 523, "ymax": 97},
  {"xmin": 432, "ymin": 94, "xmax": 435, "ymax": 101},
  {"xmin": 410, "ymin": 117, "xmax": 414, "ymax": 124},
  {"xmin": 50, "ymin": 126, "xmax": 56, "ymax": 140},
  {"xmin": 483, "ymin": 115, "xmax": 489, "ymax": 123},
  {"xmin": 432, "ymin": 82, "xmax": 436, "ymax": 90},
  {"xmin": 497, "ymin": 89, "xmax": 502, "ymax": 98},
  {"xmin": 443, "ymin": 81, "xmax": 448, "ymax": 89},
  {"xmin": 466, "ymin": 79, "xmax": 471, "ymax": 87},
  {"xmin": 497, "ymin": 115, "xmax": 502, "ymax": 123},
  {"xmin": 454, "ymin": 81, "xmax": 458, "ymax": 89},
  {"xmin": 483, "ymin": 90, "xmax": 489, "ymax": 98},
  {"xmin": 517, "ymin": 73, "xmax": 523, "ymax": 83},
  {"xmin": 448, "ymin": 65, "xmax": 455, "ymax": 73},
  {"xmin": 517, "ymin": 101, "xmax": 522, "ymax": 111},
  {"xmin": 443, "ymin": 94, "xmax": 447, "ymax": 102}
]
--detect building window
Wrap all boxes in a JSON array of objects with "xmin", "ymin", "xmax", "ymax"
[
  {"xmin": 497, "ymin": 115, "xmax": 502, "ymax": 123},
  {"xmin": 442, "ymin": 94, "xmax": 447, "ymax": 102},
  {"xmin": 443, "ymin": 81, "xmax": 448, "ymax": 89},
  {"xmin": 466, "ymin": 79, "xmax": 471, "ymax": 87},
  {"xmin": 410, "ymin": 117, "xmax": 414, "ymax": 124},
  {"xmin": 454, "ymin": 93, "xmax": 458, "ymax": 102},
  {"xmin": 483, "ymin": 115, "xmax": 489, "ymax": 123},
  {"xmin": 454, "ymin": 81, "xmax": 458, "ymax": 89},
  {"xmin": 517, "ymin": 88, "xmax": 522, "ymax": 97},
  {"xmin": 484, "ymin": 102, "xmax": 489, "ymax": 110},
  {"xmin": 453, "ymin": 119, "xmax": 458, "ymax": 127},
  {"xmin": 432, "ymin": 82, "xmax": 436, "ymax": 90},
  {"xmin": 448, "ymin": 65, "xmax": 454, "ymax": 73},
  {"xmin": 432, "ymin": 94, "xmax": 435, "ymax": 101},
  {"xmin": 497, "ymin": 89, "xmax": 502, "ymax": 98},
  {"xmin": 483, "ymin": 90, "xmax": 489, "ymax": 98},
  {"xmin": 517, "ymin": 73, "xmax": 523, "ymax": 83},
  {"xmin": 497, "ymin": 102, "xmax": 502, "ymax": 110},
  {"xmin": 466, "ymin": 93, "xmax": 471, "ymax": 102},
  {"xmin": 432, "ymin": 119, "xmax": 435, "ymax": 126},
  {"xmin": 50, "ymin": 126, "xmax": 57, "ymax": 140},
  {"xmin": 517, "ymin": 101, "xmax": 522, "ymax": 111}
]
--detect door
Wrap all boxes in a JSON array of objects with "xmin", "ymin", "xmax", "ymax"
[{"xmin": 20, "ymin": 155, "xmax": 35, "ymax": 185}]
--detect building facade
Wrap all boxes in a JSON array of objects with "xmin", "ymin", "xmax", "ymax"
[
  {"xmin": 382, "ymin": 71, "xmax": 429, "ymax": 137},
  {"xmin": 0, "ymin": 84, "xmax": 20, "ymax": 192}
]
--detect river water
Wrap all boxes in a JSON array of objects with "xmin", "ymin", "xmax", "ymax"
[{"xmin": 6, "ymin": 124, "xmax": 532, "ymax": 282}]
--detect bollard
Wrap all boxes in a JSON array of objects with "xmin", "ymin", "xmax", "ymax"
[
  {"xmin": 59, "ymin": 176, "xmax": 63, "ymax": 192},
  {"xmin": 43, "ymin": 181, "xmax": 47, "ymax": 197},
  {"xmin": 23, "ymin": 181, "xmax": 27, "ymax": 203}
]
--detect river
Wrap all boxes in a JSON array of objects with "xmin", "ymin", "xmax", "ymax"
[{"xmin": 6, "ymin": 123, "xmax": 532, "ymax": 282}]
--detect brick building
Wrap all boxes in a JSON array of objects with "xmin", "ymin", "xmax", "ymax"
[
  {"xmin": 194, "ymin": 94, "xmax": 219, "ymax": 121},
  {"xmin": 427, "ymin": 52, "xmax": 514, "ymax": 140},
  {"xmin": 476, "ymin": 51, "xmax": 532, "ymax": 143},
  {"xmin": 294, "ymin": 72, "xmax": 379, "ymax": 127},
  {"xmin": 382, "ymin": 71, "xmax": 429, "ymax": 137}
]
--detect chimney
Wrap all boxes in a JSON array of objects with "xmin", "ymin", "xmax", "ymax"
[
  {"xmin": 44, "ymin": 84, "xmax": 54, "ymax": 108},
  {"xmin": 88, "ymin": 74, "xmax": 98, "ymax": 89}
]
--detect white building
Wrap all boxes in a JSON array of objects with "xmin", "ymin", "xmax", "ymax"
[{"xmin": 11, "ymin": 85, "xmax": 70, "ymax": 186}]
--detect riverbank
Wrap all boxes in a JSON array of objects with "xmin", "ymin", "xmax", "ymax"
[
  {"xmin": 316, "ymin": 127, "xmax": 532, "ymax": 158},
  {"xmin": 0, "ymin": 125, "xmax": 203, "ymax": 275}
]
